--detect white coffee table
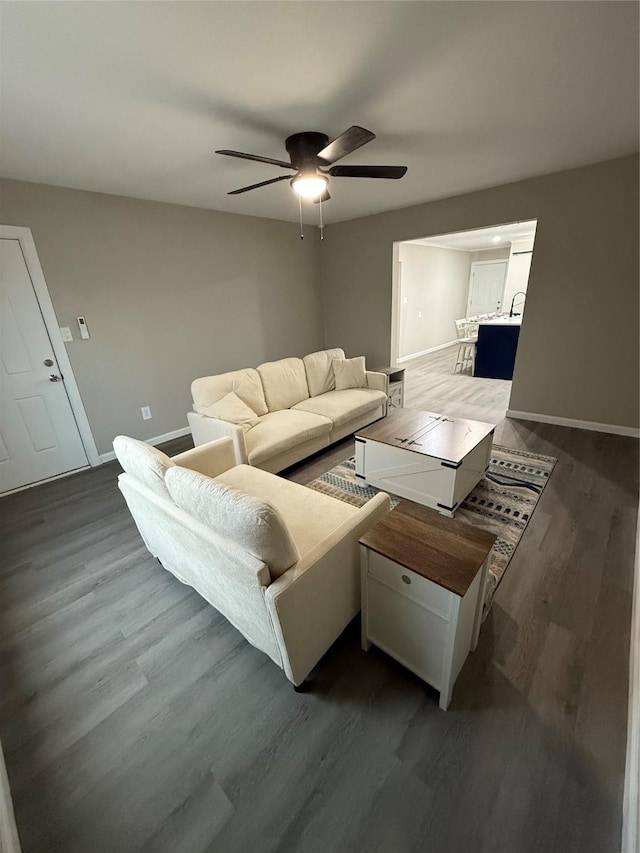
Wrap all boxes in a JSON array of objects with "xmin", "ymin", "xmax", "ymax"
[{"xmin": 355, "ymin": 409, "xmax": 495, "ymax": 516}]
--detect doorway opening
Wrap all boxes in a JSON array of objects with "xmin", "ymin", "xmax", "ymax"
[{"xmin": 391, "ymin": 220, "xmax": 537, "ymax": 424}]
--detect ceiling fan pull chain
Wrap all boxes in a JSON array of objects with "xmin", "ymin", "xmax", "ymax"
[
  {"xmin": 319, "ymin": 195, "xmax": 324, "ymax": 241},
  {"xmin": 298, "ymin": 195, "xmax": 304, "ymax": 240}
]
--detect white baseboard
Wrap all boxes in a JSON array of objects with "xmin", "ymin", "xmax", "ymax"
[
  {"xmin": 398, "ymin": 340, "xmax": 458, "ymax": 363},
  {"xmin": 99, "ymin": 426, "xmax": 192, "ymax": 463},
  {"xmin": 623, "ymin": 518, "xmax": 640, "ymax": 853},
  {"xmin": 506, "ymin": 409, "xmax": 640, "ymax": 438}
]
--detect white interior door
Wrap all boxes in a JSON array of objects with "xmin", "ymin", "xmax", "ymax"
[
  {"xmin": 0, "ymin": 237, "xmax": 88, "ymax": 492},
  {"xmin": 467, "ymin": 262, "xmax": 507, "ymax": 316}
]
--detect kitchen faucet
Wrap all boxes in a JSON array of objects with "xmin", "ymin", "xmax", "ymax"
[{"xmin": 509, "ymin": 291, "xmax": 527, "ymax": 318}]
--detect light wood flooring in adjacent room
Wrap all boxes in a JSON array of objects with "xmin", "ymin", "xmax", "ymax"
[
  {"xmin": 402, "ymin": 344, "xmax": 512, "ymax": 424},
  {"xmin": 0, "ymin": 416, "xmax": 637, "ymax": 853}
]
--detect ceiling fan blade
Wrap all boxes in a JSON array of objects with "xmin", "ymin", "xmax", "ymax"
[
  {"xmin": 328, "ymin": 165, "xmax": 408, "ymax": 179},
  {"xmin": 314, "ymin": 188, "xmax": 331, "ymax": 204},
  {"xmin": 227, "ymin": 175, "xmax": 292, "ymax": 195},
  {"xmin": 316, "ymin": 126, "xmax": 375, "ymax": 166},
  {"xmin": 216, "ymin": 149, "xmax": 295, "ymax": 170}
]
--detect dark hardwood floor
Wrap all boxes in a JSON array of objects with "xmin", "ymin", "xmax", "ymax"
[{"xmin": 0, "ymin": 416, "xmax": 637, "ymax": 853}]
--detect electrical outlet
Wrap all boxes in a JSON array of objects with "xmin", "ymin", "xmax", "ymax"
[
  {"xmin": 141, "ymin": 406, "xmax": 152, "ymax": 420},
  {"xmin": 418, "ymin": 310, "xmax": 422, "ymax": 319}
]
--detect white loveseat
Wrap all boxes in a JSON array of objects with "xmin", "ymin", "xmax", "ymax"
[
  {"xmin": 187, "ymin": 348, "xmax": 387, "ymax": 473},
  {"xmin": 114, "ymin": 435, "xmax": 391, "ymax": 687}
]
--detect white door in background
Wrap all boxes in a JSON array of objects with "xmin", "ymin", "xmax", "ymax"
[
  {"xmin": 467, "ymin": 261, "xmax": 507, "ymax": 316},
  {"xmin": 0, "ymin": 238, "xmax": 88, "ymax": 493}
]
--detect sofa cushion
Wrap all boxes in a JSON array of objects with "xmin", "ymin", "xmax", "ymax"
[
  {"xmin": 165, "ymin": 466, "xmax": 299, "ymax": 578},
  {"xmin": 333, "ymin": 356, "xmax": 367, "ymax": 390},
  {"xmin": 291, "ymin": 388, "xmax": 387, "ymax": 428},
  {"xmin": 215, "ymin": 464, "xmax": 359, "ymax": 556},
  {"xmin": 203, "ymin": 391, "xmax": 261, "ymax": 431},
  {"xmin": 245, "ymin": 410, "xmax": 332, "ymax": 466},
  {"xmin": 192, "ymin": 368, "xmax": 268, "ymax": 417},
  {"xmin": 113, "ymin": 435, "xmax": 175, "ymax": 500},
  {"xmin": 303, "ymin": 348, "xmax": 345, "ymax": 397},
  {"xmin": 257, "ymin": 357, "xmax": 309, "ymax": 412}
]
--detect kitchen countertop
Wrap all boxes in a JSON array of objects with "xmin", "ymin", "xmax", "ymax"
[{"xmin": 478, "ymin": 315, "xmax": 522, "ymax": 326}]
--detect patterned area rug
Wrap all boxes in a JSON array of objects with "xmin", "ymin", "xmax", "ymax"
[{"xmin": 306, "ymin": 445, "xmax": 557, "ymax": 615}]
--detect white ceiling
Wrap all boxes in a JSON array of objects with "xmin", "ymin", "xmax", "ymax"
[
  {"xmin": 409, "ymin": 220, "xmax": 537, "ymax": 252},
  {"xmin": 0, "ymin": 2, "xmax": 637, "ymax": 225}
]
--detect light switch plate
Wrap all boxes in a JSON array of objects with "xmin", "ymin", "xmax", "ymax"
[{"xmin": 60, "ymin": 326, "xmax": 73, "ymax": 342}]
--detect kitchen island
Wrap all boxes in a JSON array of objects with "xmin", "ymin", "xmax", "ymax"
[{"xmin": 474, "ymin": 315, "xmax": 522, "ymax": 380}]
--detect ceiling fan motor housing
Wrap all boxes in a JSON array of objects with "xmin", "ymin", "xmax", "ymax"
[{"xmin": 285, "ymin": 132, "xmax": 330, "ymax": 172}]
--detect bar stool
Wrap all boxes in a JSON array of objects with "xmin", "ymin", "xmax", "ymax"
[{"xmin": 453, "ymin": 319, "xmax": 477, "ymax": 374}]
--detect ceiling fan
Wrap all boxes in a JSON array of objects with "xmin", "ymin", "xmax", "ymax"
[{"xmin": 216, "ymin": 125, "xmax": 407, "ymax": 203}]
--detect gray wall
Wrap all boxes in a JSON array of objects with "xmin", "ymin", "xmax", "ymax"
[
  {"xmin": 398, "ymin": 243, "xmax": 469, "ymax": 358},
  {"xmin": 0, "ymin": 179, "xmax": 323, "ymax": 454},
  {"xmin": 321, "ymin": 155, "xmax": 639, "ymax": 429}
]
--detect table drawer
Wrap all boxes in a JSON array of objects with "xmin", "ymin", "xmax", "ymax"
[{"xmin": 367, "ymin": 551, "xmax": 454, "ymax": 619}]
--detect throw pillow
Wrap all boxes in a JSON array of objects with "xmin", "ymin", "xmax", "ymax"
[
  {"xmin": 333, "ymin": 356, "xmax": 367, "ymax": 390},
  {"xmin": 203, "ymin": 391, "xmax": 261, "ymax": 430},
  {"xmin": 164, "ymin": 467, "xmax": 299, "ymax": 578},
  {"xmin": 303, "ymin": 348, "xmax": 345, "ymax": 397}
]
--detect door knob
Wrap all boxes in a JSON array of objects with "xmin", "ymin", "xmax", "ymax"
[{"xmin": 49, "ymin": 374, "xmax": 62, "ymax": 382}]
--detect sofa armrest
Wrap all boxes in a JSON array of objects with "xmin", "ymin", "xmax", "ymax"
[
  {"xmin": 264, "ymin": 491, "xmax": 391, "ymax": 685},
  {"xmin": 172, "ymin": 437, "xmax": 236, "ymax": 478},
  {"xmin": 187, "ymin": 411, "xmax": 248, "ymax": 464},
  {"xmin": 366, "ymin": 370, "xmax": 387, "ymax": 393}
]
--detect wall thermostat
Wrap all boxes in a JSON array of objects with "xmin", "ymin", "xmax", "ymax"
[{"xmin": 77, "ymin": 316, "xmax": 90, "ymax": 339}]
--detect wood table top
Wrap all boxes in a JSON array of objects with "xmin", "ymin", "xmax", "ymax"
[
  {"xmin": 356, "ymin": 408, "xmax": 495, "ymax": 465},
  {"xmin": 359, "ymin": 500, "xmax": 496, "ymax": 597}
]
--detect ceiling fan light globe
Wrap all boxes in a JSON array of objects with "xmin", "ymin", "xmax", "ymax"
[{"xmin": 291, "ymin": 175, "xmax": 328, "ymax": 200}]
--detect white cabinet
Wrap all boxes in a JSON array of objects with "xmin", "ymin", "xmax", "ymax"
[{"xmin": 359, "ymin": 500, "xmax": 496, "ymax": 710}]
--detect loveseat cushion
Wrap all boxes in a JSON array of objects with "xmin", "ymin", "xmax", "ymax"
[
  {"xmin": 113, "ymin": 435, "xmax": 175, "ymax": 500},
  {"xmin": 215, "ymin": 464, "xmax": 359, "ymax": 556},
  {"xmin": 333, "ymin": 356, "xmax": 367, "ymax": 390},
  {"xmin": 291, "ymin": 388, "xmax": 387, "ymax": 428},
  {"xmin": 257, "ymin": 357, "xmax": 309, "ymax": 412},
  {"xmin": 204, "ymin": 391, "xmax": 261, "ymax": 430},
  {"xmin": 165, "ymin": 466, "xmax": 299, "ymax": 578},
  {"xmin": 303, "ymin": 348, "xmax": 345, "ymax": 397},
  {"xmin": 245, "ymin": 410, "xmax": 332, "ymax": 466},
  {"xmin": 192, "ymin": 368, "xmax": 268, "ymax": 418}
]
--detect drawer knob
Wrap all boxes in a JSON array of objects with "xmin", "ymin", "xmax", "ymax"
[{"xmin": 401, "ymin": 574, "xmax": 412, "ymax": 585}]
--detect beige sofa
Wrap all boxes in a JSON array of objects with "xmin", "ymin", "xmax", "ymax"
[
  {"xmin": 187, "ymin": 348, "xmax": 387, "ymax": 473},
  {"xmin": 114, "ymin": 435, "xmax": 391, "ymax": 687}
]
